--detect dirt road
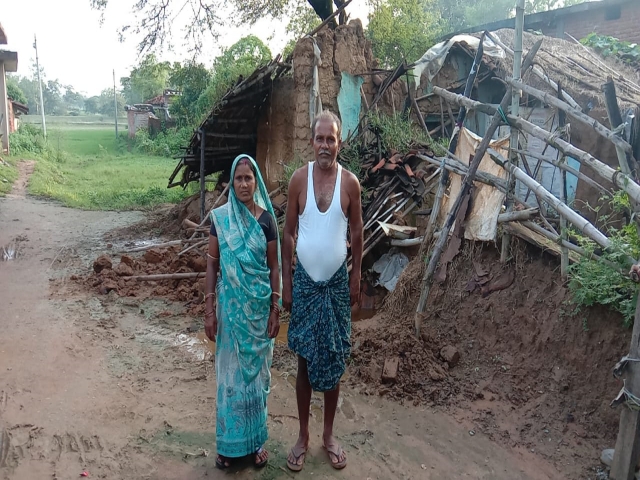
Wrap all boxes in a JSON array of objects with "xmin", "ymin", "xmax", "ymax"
[{"xmin": 0, "ymin": 163, "xmax": 564, "ymax": 479}]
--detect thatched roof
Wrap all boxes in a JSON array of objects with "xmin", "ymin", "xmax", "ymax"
[
  {"xmin": 480, "ymin": 29, "xmax": 640, "ymax": 111},
  {"xmin": 168, "ymin": 56, "xmax": 290, "ymax": 188}
]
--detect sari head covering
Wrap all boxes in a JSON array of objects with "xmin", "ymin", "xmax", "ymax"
[{"xmin": 211, "ymin": 154, "xmax": 281, "ymax": 384}]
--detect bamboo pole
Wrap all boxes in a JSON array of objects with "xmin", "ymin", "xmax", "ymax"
[
  {"xmin": 501, "ymin": 0, "xmax": 525, "ymax": 263},
  {"xmin": 414, "ymin": 38, "xmax": 544, "ymax": 336},
  {"xmin": 489, "ymin": 150, "xmax": 611, "ymax": 250},
  {"xmin": 418, "ymin": 154, "xmax": 508, "ymax": 191},
  {"xmin": 610, "ymin": 295, "xmax": 640, "ymax": 480},
  {"xmin": 557, "ymin": 83, "xmax": 570, "ymax": 279},
  {"xmin": 199, "ymin": 129, "xmax": 206, "ymax": 222},
  {"xmin": 433, "ymin": 88, "xmax": 640, "ymax": 204},
  {"xmin": 508, "ymin": 78, "xmax": 633, "ymax": 155},
  {"xmin": 513, "ymin": 149, "xmax": 611, "ymax": 196}
]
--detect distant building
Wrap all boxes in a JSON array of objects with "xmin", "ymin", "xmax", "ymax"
[
  {"xmin": 0, "ymin": 22, "xmax": 19, "ymax": 154},
  {"xmin": 447, "ymin": 0, "xmax": 640, "ymax": 44},
  {"xmin": 125, "ymin": 89, "xmax": 180, "ymax": 138},
  {"xmin": 8, "ymin": 99, "xmax": 28, "ymax": 133}
]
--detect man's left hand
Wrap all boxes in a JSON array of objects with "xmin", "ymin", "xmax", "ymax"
[{"xmin": 349, "ymin": 273, "xmax": 361, "ymax": 307}]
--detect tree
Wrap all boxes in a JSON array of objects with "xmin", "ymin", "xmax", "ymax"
[
  {"xmin": 195, "ymin": 35, "xmax": 271, "ymax": 117},
  {"xmin": 169, "ymin": 61, "xmax": 211, "ymax": 125},
  {"xmin": 15, "ymin": 76, "xmax": 40, "ymax": 113},
  {"xmin": 90, "ymin": 0, "xmax": 344, "ymax": 54},
  {"xmin": 367, "ymin": 0, "xmax": 441, "ymax": 67},
  {"xmin": 6, "ymin": 75, "xmax": 28, "ymax": 104},
  {"xmin": 63, "ymin": 86, "xmax": 86, "ymax": 112},
  {"xmin": 97, "ymin": 88, "xmax": 126, "ymax": 117},
  {"xmin": 121, "ymin": 53, "xmax": 172, "ymax": 104},
  {"xmin": 85, "ymin": 96, "xmax": 100, "ymax": 114}
]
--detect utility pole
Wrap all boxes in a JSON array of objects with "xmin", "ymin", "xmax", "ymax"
[
  {"xmin": 33, "ymin": 34, "xmax": 46, "ymax": 138},
  {"xmin": 113, "ymin": 69, "xmax": 118, "ymax": 138}
]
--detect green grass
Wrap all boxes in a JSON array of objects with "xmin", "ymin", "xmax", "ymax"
[
  {"xmin": 0, "ymin": 156, "xmax": 19, "ymax": 195},
  {"xmin": 23, "ymin": 126, "xmax": 193, "ymax": 210}
]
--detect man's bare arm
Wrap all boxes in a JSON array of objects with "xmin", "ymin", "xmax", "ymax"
[
  {"xmin": 282, "ymin": 168, "xmax": 303, "ymax": 312},
  {"xmin": 346, "ymin": 172, "xmax": 363, "ymax": 305}
]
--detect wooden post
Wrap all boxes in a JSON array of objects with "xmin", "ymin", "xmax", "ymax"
[
  {"xmin": 610, "ymin": 294, "xmax": 640, "ymax": 480},
  {"xmin": 199, "ymin": 129, "xmax": 206, "ymax": 222},
  {"xmin": 501, "ymin": 0, "xmax": 525, "ymax": 263},
  {"xmin": 556, "ymin": 83, "xmax": 570, "ymax": 279},
  {"xmin": 603, "ymin": 77, "xmax": 636, "ymax": 179},
  {"xmin": 414, "ymin": 37, "xmax": 543, "ymax": 337}
]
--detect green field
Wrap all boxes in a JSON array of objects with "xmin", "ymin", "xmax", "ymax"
[{"xmin": 11, "ymin": 125, "xmax": 194, "ymax": 210}]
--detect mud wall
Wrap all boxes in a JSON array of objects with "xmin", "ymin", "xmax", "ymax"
[
  {"xmin": 255, "ymin": 77, "xmax": 295, "ymax": 190},
  {"xmin": 256, "ymin": 19, "xmax": 404, "ymax": 188}
]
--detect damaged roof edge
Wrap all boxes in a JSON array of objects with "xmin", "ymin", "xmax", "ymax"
[{"xmin": 439, "ymin": 0, "xmax": 635, "ymax": 41}]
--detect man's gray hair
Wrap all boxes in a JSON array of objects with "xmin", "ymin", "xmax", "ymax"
[{"xmin": 311, "ymin": 111, "xmax": 342, "ymax": 140}]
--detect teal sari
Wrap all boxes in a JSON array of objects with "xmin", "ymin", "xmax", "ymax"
[{"xmin": 211, "ymin": 154, "xmax": 280, "ymax": 458}]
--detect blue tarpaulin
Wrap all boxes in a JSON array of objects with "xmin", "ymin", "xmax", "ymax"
[{"xmin": 337, "ymin": 72, "xmax": 364, "ymax": 141}]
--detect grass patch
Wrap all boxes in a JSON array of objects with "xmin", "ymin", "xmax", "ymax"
[
  {"xmin": 0, "ymin": 157, "xmax": 19, "ymax": 195},
  {"xmin": 19, "ymin": 126, "xmax": 193, "ymax": 210}
]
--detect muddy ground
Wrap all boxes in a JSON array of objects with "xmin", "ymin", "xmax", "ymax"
[{"xmin": 0, "ymin": 162, "xmax": 614, "ymax": 479}]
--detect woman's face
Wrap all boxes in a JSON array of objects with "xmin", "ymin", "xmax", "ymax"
[{"xmin": 233, "ymin": 162, "xmax": 257, "ymax": 204}]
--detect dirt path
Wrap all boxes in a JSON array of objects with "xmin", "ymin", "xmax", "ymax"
[
  {"xmin": 0, "ymin": 176, "xmax": 566, "ymax": 479},
  {"xmin": 7, "ymin": 161, "xmax": 35, "ymax": 199}
]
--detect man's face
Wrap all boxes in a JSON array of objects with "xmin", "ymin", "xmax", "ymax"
[{"xmin": 311, "ymin": 119, "xmax": 341, "ymax": 170}]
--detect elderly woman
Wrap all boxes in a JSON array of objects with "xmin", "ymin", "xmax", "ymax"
[{"xmin": 204, "ymin": 154, "xmax": 281, "ymax": 469}]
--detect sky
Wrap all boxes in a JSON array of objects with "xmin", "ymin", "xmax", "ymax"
[{"xmin": 2, "ymin": 0, "xmax": 371, "ymax": 97}]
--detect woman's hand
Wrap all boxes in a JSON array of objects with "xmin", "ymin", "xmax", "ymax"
[
  {"xmin": 267, "ymin": 310, "xmax": 280, "ymax": 339},
  {"xmin": 204, "ymin": 311, "xmax": 217, "ymax": 341}
]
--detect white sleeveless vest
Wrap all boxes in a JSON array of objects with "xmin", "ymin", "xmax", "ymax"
[{"xmin": 296, "ymin": 162, "xmax": 348, "ymax": 282}]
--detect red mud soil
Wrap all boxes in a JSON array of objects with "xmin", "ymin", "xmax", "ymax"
[{"xmin": 347, "ymin": 240, "xmax": 630, "ymax": 478}]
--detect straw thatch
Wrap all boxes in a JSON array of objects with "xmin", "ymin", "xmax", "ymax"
[{"xmin": 486, "ymin": 29, "xmax": 640, "ymax": 111}]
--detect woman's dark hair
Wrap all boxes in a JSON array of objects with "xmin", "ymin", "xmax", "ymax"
[{"xmin": 235, "ymin": 157, "xmax": 258, "ymax": 177}]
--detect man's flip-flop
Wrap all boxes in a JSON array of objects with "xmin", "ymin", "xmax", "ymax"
[
  {"xmin": 287, "ymin": 445, "xmax": 307, "ymax": 472},
  {"xmin": 323, "ymin": 443, "xmax": 347, "ymax": 470}
]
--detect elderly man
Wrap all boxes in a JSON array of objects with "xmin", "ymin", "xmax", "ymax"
[{"xmin": 282, "ymin": 111, "xmax": 363, "ymax": 471}]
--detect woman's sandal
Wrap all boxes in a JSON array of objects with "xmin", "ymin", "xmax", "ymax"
[
  {"xmin": 286, "ymin": 445, "xmax": 307, "ymax": 472},
  {"xmin": 255, "ymin": 446, "xmax": 268, "ymax": 468},
  {"xmin": 215, "ymin": 454, "xmax": 232, "ymax": 470}
]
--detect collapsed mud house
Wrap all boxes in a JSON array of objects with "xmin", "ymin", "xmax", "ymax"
[{"xmin": 87, "ymin": 11, "xmax": 640, "ymax": 477}]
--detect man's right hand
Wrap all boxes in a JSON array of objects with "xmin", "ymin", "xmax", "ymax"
[{"xmin": 283, "ymin": 284, "xmax": 293, "ymax": 312}]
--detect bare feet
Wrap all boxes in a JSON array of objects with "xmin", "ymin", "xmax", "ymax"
[
  {"xmin": 287, "ymin": 435, "xmax": 309, "ymax": 471},
  {"xmin": 323, "ymin": 435, "xmax": 347, "ymax": 469}
]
